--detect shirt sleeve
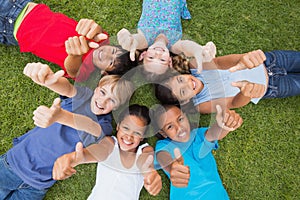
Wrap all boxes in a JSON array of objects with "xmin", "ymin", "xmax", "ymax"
[{"xmin": 193, "ymin": 128, "xmax": 218, "ymax": 160}]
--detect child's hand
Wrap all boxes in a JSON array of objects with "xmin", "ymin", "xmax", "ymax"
[
  {"xmin": 23, "ymin": 62, "xmax": 65, "ymax": 86},
  {"xmin": 53, "ymin": 142, "xmax": 85, "ymax": 180},
  {"xmin": 117, "ymin": 28, "xmax": 138, "ymax": 61},
  {"xmin": 76, "ymin": 18, "xmax": 108, "ymax": 48},
  {"xmin": 33, "ymin": 98, "xmax": 63, "ymax": 128},
  {"xmin": 141, "ymin": 155, "xmax": 162, "ymax": 196},
  {"xmin": 170, "ymin": 148, "xmax": 190, "ymax": 187},
  {"xmin": 65, "ymin": 36, "xmax": 90, "ymax": 56},
  {"xmin": 215, "ymin": 105, "xmax": 243, "ymax": 132},
  {"xmin": 229, "ymin": 49, "xmax": 266, "ymax": 72},
  {"xmin": 202, "ymin": 41, "xmax": 216, "ymax": 62},
  {"xmin": 232, "ymin": 81, "xmax": 266, "ymax": 98}
]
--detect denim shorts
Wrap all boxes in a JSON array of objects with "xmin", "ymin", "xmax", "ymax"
[
  {"xmin": 263, "ymin": 50, "xmax": 300, "ymax": 98},
  {"xmin": 0, "ymin": 154, "xmax": 47, "ymax": 200},
  {"xmin": 0, "ymin": 0, "xmax": 31, "ymax": 45}
]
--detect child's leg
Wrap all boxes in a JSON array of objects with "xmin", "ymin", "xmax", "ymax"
[
  {"xmin": 263, "ymin": 50, "xmax": 300, "ymax": 98},
  {"xmin": 0, "ymin": 0, "xmax": 31, "ymax": 45},
  {"xmin": 0, "ymin": 154, "xmax": 47, "ymax": 200}
]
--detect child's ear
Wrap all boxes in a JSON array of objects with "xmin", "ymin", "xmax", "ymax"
[
  {"xmin": 100, "ymin": 70, "xmax": 108, "ymax": 76},
  {"xmin": 139, "ymin": 51, "xmax": 147, "ymax": 61},
  {"xmin": 158, "ymin": 130, "xmax": 168, "ymax": 138},
  {"xmin": 116, "ymin": 123, "xmax": 120, "ymax": 131}
]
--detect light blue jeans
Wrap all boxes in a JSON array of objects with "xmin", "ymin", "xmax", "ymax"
[
  {"xmin": 0, "ymin": 0, "xmax": 31, "ymax": 45},
  {"xmin": 263, "ymin": 50, "xmax": 300, "ymax": 98},
  {"xmin": 0, "ymin": 154, "xmax": 47, "ymax": 200}
]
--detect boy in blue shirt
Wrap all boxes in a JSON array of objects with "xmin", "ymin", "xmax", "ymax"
[
  {"xmin": 152, "ymin": 104, "xmax": 243, "ymax": 200},
  {"xmin": 0, "ymin": 62, "xmax": 134, "ymax": 199}
]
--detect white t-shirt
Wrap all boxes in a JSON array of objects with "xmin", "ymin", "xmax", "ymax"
[{"xmin": 87, "ymin": 136, "xmax": 148, "ymax": 200}]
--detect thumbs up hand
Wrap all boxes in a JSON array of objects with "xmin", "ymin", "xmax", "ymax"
[
  {"xmin": 170, "ymin": 148, "xmax": 190, "ymax": 187},
  {"xmin": 215, "ymin": 105, "xmax": 243, "ymax": 132},
  {"xmin": 23, "ymin": 62, "xmax": 65, "ymax": 86},
  {"xmin": 232, "ymin": 81, "xmax": 266, "ymax": 98},
  {"xmin": 53, "ymin": 142, "xmax": 85, "ymax": 180},
  {"xmin": 33, "ymin": 98, "xmax": 62, "ymax": 128},
  {"xmin": 228, "ymin": 49, "xmax": 266, "ymax": 72},
  {"xmin": 117, "ymin": 28, "xmax": 138, "ymax": 61},
  {"xmin": 141, "ymin": 155, "xmax": 162, "ymax": 196}
]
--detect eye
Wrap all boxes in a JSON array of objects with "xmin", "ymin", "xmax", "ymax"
[
  {"xmin": 100, "ymin": 89, "xmax": 105, "ymax": 95},
  {"xmin": 166, "ymin": 125, "xmax": 173, "ymax": 130},
  {"xmin": 110, "ymin": 98, "xmax": 116, "ymax": 104},
  {"xmin": 178, "ymin": 116, "xmax": 184, "ymax": 122},
  {"xmin": 160, "ymin": 59, "xmax": 166, "ymax": 62},
  {"xmin": 134, "ymin": 132, "xmax": 142, "ymax": 137},
  {"xmin": 122, "ymin": 126, "xmax": 129, "ymax": 131},
  {"xmin": 149, "ymin": 56, "xmax": 153, "ymax": 59}
]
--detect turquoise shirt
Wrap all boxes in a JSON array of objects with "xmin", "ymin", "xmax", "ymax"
[{"xmin": 155, "ymin": 128, "xmax": 229, "ymax": 200}]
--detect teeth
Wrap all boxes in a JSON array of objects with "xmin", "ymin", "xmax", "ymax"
[
  {"xmin": 96, "ymin": 102, "xmax": 103, "ymax": 110},
  {"xmin": 178, "ymin": 132, "xmax": 186, "ymax": 138},
  {"xmin": 123, "ymin": 139, "xmax": 132, "ymax": 145}
]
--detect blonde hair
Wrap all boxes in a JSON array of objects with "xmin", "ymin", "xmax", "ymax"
[{"xmin": 98, "ymin": 75, "xmax": 134, "ymax": 106}]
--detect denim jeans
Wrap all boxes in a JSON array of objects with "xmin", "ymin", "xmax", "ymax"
[
  {"xmin": 0, "ymin": 0, "xmax": 31, "ymax": 45},
  {"xmin": 0, "ymin": 154, "xmax": 47, "ymax": 200},
  {"xmin": 263, "ymin": 50, "xmax": 300, "ymax": 98}
]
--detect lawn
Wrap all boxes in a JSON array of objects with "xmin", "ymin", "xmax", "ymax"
[{"xmin": 0, "ymin": 0, "xmax": 299, "ymax": 199}]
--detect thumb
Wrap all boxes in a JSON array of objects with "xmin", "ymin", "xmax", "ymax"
[
  {"xmin": 129, "ymin": 46, "xmax": 136, "ymax": 61},
  {"xmin": 94, "ymin": 33, "xmax": 108, "ymax": 41},
  {"xmin": 229, "ymin": 62, "xmax": 245, "ymax": 72},
  {"xmin": 215, "ymin": 105, "xmax": 224, "ymax": 128},
  {"xmin": 45, "ymin": 70, "xmax": 65, "ymax": 85},
  {"xmin": 231, "ymin": 81, "xmax": 246, "ymax": 89},
  {"xmin": 88, "ymin": 41, "xmax": 99, "ymax": 49},
  {"xmin": 174, "ymin": 148, "xmax": 184, "ymax": 165},
  {"xmin": 50, "ymin": 98, "xmax": 61, "ymax": 110},
  {"xmin": 73, "ymin": 142, "xmax": 84, "ymax": 167},
  {"xmin": 141, "ymin": 155, "xmax": 154, "ymax": 173}
]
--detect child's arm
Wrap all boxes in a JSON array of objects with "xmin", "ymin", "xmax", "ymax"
[
  {"xmin": 23, "ymin": 62, "xmax": 76, "ymax": 97},
  {"xmin": 156, "ymin": 148, "xmax": 190, "ymax": 187},
  {"xmin": 33, "ymin": 98, "xmax": 103, "ymax": 137},
  {"xmin": 53, "ymin": 139, "xmax": 114, "ymax": 180},
  {"xmin": 137, "ymin": 146, "xmax": 162, "ymax": 196},
  {"xmin": 117, "ymin": 28, "xmax": 148, "ymax": 61},
  {"xmin": 203, "ymin": 49, "xmax": 266, "ymax": 71},
  {"xmin": 205, "ymin": 105, "xmax": 243, "ymax": 142},
  {"xmin": 171, "ymin": 40, "xmax": 216, "ymax": 73}
]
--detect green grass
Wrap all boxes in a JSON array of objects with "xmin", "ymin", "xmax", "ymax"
[{"xmin": 0, "ymin": 0, "xmax": 299, "ymax": 199}]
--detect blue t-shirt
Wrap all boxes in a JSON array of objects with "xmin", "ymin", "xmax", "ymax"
[
  {"xmin": 6, "ymin": 86, "xmax": 112, "ymax": 190},
  {"xmin": 191, "ymin": 64, "xmax": 267, "ymax": 106},
  {"xmin": 155, "ymin": 128, "xmax": 229, "ymax": 200},
  {"xmin": 137, "ymin": 0, "xmax": 191, "ymax": 48}
]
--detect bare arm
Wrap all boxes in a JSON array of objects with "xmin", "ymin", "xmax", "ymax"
[
  {"xmin": 23, "ymin": 62, "xmax": 76, "ymax": 97},
  {"xmin": 53, "ymin": 137, "xmax": 114, "ymax": 180},
  {"xmin": 33, "ymin": 98, "xmax": 103, "ymax": 137}
]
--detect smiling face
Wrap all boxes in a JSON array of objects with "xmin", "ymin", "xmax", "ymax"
[
  {"xmin": 90, "ymin": 84, "xmax": 119, "ymax": 115},
  {"xmin": 92, "ymin": 45, "xmax": 123, "ymax": 71},
  {"xmin": 116, "ymin": 115, "xmax": 146, "ymax": 152},
  {"xmin": 166, "ymin": 74, "xmax": 203, "ymax": 103},
  {"xmin": 141, "ymin": 43, "xmax": 172, "ymax": 75},
  {"xmin": 158, "ymin": 106, "xmax": 191, "ymax": 143}
]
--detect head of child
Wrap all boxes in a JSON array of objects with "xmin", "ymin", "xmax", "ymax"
[
  {"xmin": 152, "ymin": 104, "xmax": 191, "ymax": 143},
  {"xmin": 92, "ymin": 45, "xmax": 139, "ymax": 75},
  {"xmin": 91, "ymin": 75, "xmax": 134, "ymax": 115},
  {"xmin": 115, "ymin": 104, "xmax": 151, "ymax": 152},
  {"xmin": 139, "ymin": 37, "xmax": 172, "ymax": 80},
  {"xmin": 155, "ymin": 74, "xmax": 202, "ymax": 105}
]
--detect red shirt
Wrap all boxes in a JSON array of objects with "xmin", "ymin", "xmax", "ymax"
[{"xmin": 17, "ymin": 4, "xmax": 109, "ymax": 81}]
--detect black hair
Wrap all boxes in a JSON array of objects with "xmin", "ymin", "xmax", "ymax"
[
  {"xmin": 154, "ymin": 83, "xmax": 180, "ymax": 105},
  {"xmin": 150, "ymin": 104, "xmax": 181, "ymax": 140},
  {"xmin": 117, "ymin": 104, "xmax": 151, "ymax": 129},
  {"xmin": 106, "ymin": 46, "xmax": 139, "ymax": 75}
]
